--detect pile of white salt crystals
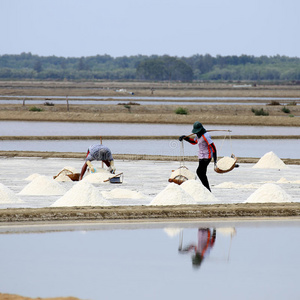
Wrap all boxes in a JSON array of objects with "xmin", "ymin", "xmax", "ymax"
[
  {"xmin": 82, "ymin": 168, "xmax": 112, "ymax": 183},
  {"xmin": 150, "ymin": 180, "xmax": 217, "ymax": 206},
  {"xmin": 0, "ymin": 183, "xmax": 22, "ymax": 204},
  {"xmin": 253, "ymin": 151, "xmax": 288, "ymax": 169},
  {"xmin": 245, "ymin": 183, "xmax": 292, "ymax": 203},
  {"xmin": 216, "ymin": 156, "xmax": 236, "ymax": 171},
  {"xmin": 51, "ymin": 181, "xmax": 111, "ymax": 207},
  {"xmin": 150, "ymin": 183, "xmax": 197, "ymax": 205},
  {"xmin": 19, "ymin": 175, "xmax": 66, "ymax": 196},
  {"xmin": 181, "ymin": 180, "xmax": 218, "ymax": 203}
]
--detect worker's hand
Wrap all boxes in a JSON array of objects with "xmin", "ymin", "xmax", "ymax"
[
  {"xmin": 179, "ymin": 135, "xmax": 186, "ymax": 141},
  {"xmin": 108, "ymin": 166, "xmax": 116, "ymax": 174}
]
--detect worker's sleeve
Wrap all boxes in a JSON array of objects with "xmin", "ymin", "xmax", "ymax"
[
  {"xmin": 183, "ymin": 137, "xmax": 197, "ymax": 145},
  {"xmin": 211, "ymin": 143, "xmax": 217, "ymax": 163}
]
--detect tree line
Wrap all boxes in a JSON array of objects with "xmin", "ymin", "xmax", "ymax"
[{"xmin": 0, "ymin": 52, "xmax": 300, "ymax": 81}]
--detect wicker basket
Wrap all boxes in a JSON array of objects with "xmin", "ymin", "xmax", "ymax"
[
  {"xmin": 214, "ymin": 155, "xmax": 238, "ymax": 174},
  {"xmin": 67, "ymin": 173, "xmax": 81, "ymax": 181}
]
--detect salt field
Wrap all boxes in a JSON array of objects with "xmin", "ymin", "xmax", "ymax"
[{"xmin": 0, "ymin": 150, "xmax": 299, "ymax": 209}]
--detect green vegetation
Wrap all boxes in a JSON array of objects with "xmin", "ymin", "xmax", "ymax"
[
  {"xmin": 44, "ymin": 101, "xmax": 54, "ymax": 106},
  {"xmin": 267, "ymin": 100, "xmax": 281, "ymax": 106},
  {"xmin": 175, "ymin": 107, "xmax": 189, "ymax": 115},
  {"xmin": 1, "ymin": 52, "xmax": 300, "ymax": 81},
  {"xmin": 251, "ymin": 108, "xmax": 269, "ymax": 116},
  {"xmin": 282, "ymin": 106, "xmax": 290, "ymax": 113},
  {"xmin": 29, "ymin": 106, "xmax": 43, "ymax": 112}
]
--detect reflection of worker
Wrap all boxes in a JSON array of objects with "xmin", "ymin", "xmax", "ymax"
[
  {"xmin": 79, "ymin": 144, "xmax": 116, "ymax": 180},
  {"xmin": 179, "ymin": 122, "xmax": 217, "ymax": 192},
  {"xmin": 178, "ymin": 228, "xmax": 216, "ymax": 268}
]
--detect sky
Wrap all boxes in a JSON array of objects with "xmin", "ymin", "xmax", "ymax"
[{"xmin": 1, "ymin": 0, "xmax": 300, "ymax": 58}]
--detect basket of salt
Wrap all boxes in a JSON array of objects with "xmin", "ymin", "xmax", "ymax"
[
  {"xmin": 168, "ymin": 166, "xmax": 196, "ymax": 185},
  {"xmin": 67, "ymin": 173, "xmax": 80, "ymax": 181},
  {"xmin": 215, "ymin": 155, "xmax": 238, "ymax": 174}
]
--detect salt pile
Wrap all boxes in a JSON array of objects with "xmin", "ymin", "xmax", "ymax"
[
  {"xmin": 25, "ymin": 173, "xmax": 42, "ymax": 181},
  {"xmin": 82, "ymin": 169, "xmax": 112, "ymax": 183},
  {"xmin": 277, "ymin": 177, "xmax": 300, "ymax": 184},
  {"xmin": 245, "ymin": 183, "xmax": 292, "ymax": 203},
  {"xmin": 19, "ymin": 175, "xmax": 66, "ymax": 195},
  {"xmin": 52, "ymin": 181, "xmax": 111, "ymax": 207},
  {"xmin": 253, "ymin": 151, "xmax": 288, "ymax": 169},
  {"xmin": 150, "ymin": 183, "xmax": 197, "ymax": 206},
  {"xmin": 216, "ymin": 156, "xmax": 236, "ymax": 171},
  {"xmin": 180, "ymin": 180, "xmax": 218, "ymax": 203},
  {"xmin": 102, "ymin": 188, "xmax": 145, "ymax": 199},
  {"xmin": 0, "ymin": 183, "xmax": 22, "ymax": 203}
]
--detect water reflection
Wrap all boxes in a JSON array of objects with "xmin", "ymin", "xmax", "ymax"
[{"xmin": 178, "ymin": 228, "xmax": 217, "ymax": 268}]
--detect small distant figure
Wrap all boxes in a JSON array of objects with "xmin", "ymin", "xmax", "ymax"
[
  {"xmin": 79, "ymin": 144, "xmax": 116, "ymax": 180},
  {"xmin": 178, "ymin": 228, "xmax": 216, "ymax": 268}
]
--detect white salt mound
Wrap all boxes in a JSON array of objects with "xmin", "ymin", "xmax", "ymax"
[
  {"xmin": 25, "ymin": 173, "xmax": 42, "ymax": 181},
  {"xmin": 150, "ymin": 183, "xmax": 197, "ymax": 206},
  {"xmin": 82, "ymin": 168, "xmax": 112, "ymax": 183},
  {"xmin": 52, "ymin": 181, "xmax": 111, "ymax": 207},
  {"xmin": 0, "ymin": 183, "xmax": 23, "ymax": 203},
  {"xmin": 102, "ymin": 188, "xmax": 145, "ymax": 199},
  {"xmin": 277, "ymin": 177, "xmax": 300, "ymax": 184},
  {"xmin": 253, "ymin": 151, "xmax": 288, "ymax": 169},
  {"xmin": 55, "ymin": 174, "xmax": 72, "ymax": 182},
  {"xmin": 217, "ymin": 156, "xmax": 236, "ymax": 170},
  {"xmin": 180, "ymin": 179, "xmax": 218, "ymax": 203},
  {"xmin": 245, "ymin": 183, "xmax": 292, "ymax": 203},
  {"xmin": 169, "ymin": 167, "xmax": 196, "ymax": 180},
  {"xmin": 19, "ymin": 175, "xmax": 66, "ymax": 195}
]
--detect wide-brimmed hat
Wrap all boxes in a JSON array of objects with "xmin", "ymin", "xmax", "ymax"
[{"xmin": 192, "ymin": 121, "xmax": 204, "ymax": 134}]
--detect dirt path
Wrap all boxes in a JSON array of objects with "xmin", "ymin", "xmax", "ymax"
[{"xmin": 1, "ymin": 203, "xmax": 299, "ymax": 225}]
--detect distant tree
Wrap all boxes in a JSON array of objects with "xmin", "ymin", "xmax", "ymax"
[{"xmin": 33, "ymin": 60, "xmax": 42, "ymax": 73}]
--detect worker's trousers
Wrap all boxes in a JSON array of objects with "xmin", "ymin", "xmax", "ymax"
[{"xmin": 196, "ymin": 158, "xmax": 211, "ymax": 192}]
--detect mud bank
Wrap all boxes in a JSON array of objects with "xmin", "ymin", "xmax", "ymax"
[{"xmin": 0, "ymin": 203, "xmax": 299, "ymax": 225}]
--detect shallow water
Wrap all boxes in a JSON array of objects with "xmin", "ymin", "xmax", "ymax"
[
  {"xmin": 1, "ymin": 121, "xmax": 300, "ymax": 136},
  {"xmin": 1, "ymin": 138, "xmax": 299, "ymax": 159},
  {"xmin": 0, "ymin": 220, "xmax": 299, "ymax": 300}
]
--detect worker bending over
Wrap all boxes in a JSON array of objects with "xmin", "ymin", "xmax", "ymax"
[{"xmin": 79, "ymin": 144, "xmax": 116, "ymax": 180}]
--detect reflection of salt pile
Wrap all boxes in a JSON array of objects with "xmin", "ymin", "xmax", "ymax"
[
  {"xmin": 54, "ymin": 166, "xmax": 78, "ymax": 182},
  {"xmin": 0, "ymin": 183, "xmax": 22, "ymax": 203},
  {"xmin": 150, "ymin": 183, "xmax": 197, "ymax": 206},
  {"xmin": 164, "ymin": 228, "xmax": 181, "ymax": 238},
  {"xmin": 253, "ymin": 151, "xmax": 288, "ymax": 169},
  {"xmin": 19, "ymin": 175, "xmax": 66, "ymax": 195},
  {"xmin": 217, "ymin": 157, "xmax": 236, "ymax": 170},
  {"xmin": 102, "ymin": 188, "xmax": 145, "ymax": 199},
  {"xmin": 181, "ymin": 180, "xmax": 218, "ymax": 203},
  {"xmin": 169, "ymin": 167, "xmax": 196, "ymax": 184},
  {"xmin": 245, "ymin": 183, "xmax": 292, "ymax": 203},
  {"xmin": 82, "ymin": 169, "xmax": 111, "ymax": 183},
  {"xmin": 52, "ymin": 181, "xmax": 111, "ymax": 207}
]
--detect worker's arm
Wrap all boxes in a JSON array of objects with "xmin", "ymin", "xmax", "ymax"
[
  {"xmin": 179, "ymin": 135, "xmax": 197, "ymax": 145},
  {"xmin": 79, "ymin": 162, "xmax": 88, "ymax": 180}
]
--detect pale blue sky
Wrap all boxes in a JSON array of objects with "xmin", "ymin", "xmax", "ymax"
[{"xmin": 1, "ymin": 0, "xmax": 299, "ymax": 58}]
